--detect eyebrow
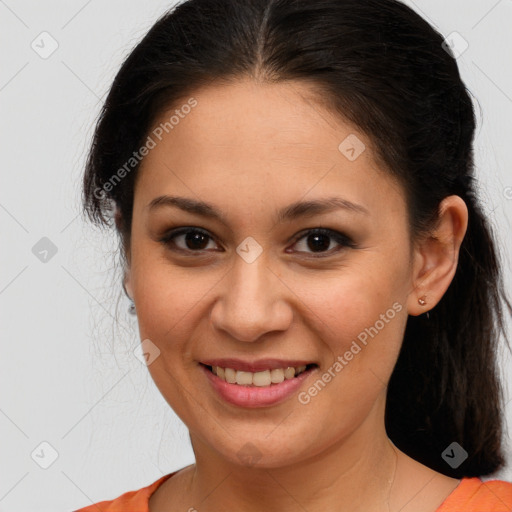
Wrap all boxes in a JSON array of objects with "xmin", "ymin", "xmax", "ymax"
[{"xmin": 147, "ymin": 195, "xmax": 369, "ymax": 225}]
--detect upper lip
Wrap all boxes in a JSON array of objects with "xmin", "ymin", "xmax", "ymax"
[{"xmin": 200, "ymin": 358, "xmax": 316, "ymax": 373}]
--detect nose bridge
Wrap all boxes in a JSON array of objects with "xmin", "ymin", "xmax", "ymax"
[{"xmin": 210, "ymin": 247, "xmax": 292, "ymax": 342}]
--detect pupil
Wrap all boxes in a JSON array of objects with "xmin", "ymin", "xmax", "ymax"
[
  {"xmin": 308, "ymin": 234, "xmax": 330, "ymax": 252},
  {"xmin": 186, "ymin": 232, "xmax": 208, "ymax": 250}
]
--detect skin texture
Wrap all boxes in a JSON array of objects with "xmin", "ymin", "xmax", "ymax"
[{"xmin": 123, "ymin": 78, "xmax": 468, "ymax": 512}]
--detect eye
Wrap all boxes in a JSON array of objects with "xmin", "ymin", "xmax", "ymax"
[
  {"xmin": 159, "ymin": 227, "xmax": 219, "ymax": 253},
  {"xmin": 159, "ymin": 226, "xmax": 355, "ymax": 257},
  {"xmin": 289, "ymin": 228, "xmax": 355, "ymax": 257}
]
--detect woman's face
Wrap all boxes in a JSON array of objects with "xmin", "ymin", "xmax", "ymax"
[{"xmin": 125, "ymin": 78, "xmax": 419, "ymax": 468}]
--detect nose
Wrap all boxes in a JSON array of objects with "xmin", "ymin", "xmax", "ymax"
[{"xmin": 209, "ymin": 252, "xmax": 293, "ymax": 343}]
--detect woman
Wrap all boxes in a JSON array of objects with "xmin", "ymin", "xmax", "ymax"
[{"xmin": 75, "ymin": 0, "xmax": 512, "ymax": 510}]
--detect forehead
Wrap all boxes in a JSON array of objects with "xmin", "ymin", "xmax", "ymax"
[
  {"xmin": 146, "ymin": 78, "xmax": 368, "ymax": 160},
  {"xmin": 134, "ymin": 78, "xmax": 404, "ymax": 221}
]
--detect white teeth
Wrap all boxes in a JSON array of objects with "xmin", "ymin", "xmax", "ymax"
[
  {"xmin": 210, "ymin": 364, "xmax": 309, "ymax": 386},
  {"xmin": 270, "ymin": 368, "xmax": 285, "ymax": 384},
  {"xmin": 235, "ymin": 371, "xmax": 253, "ymax": 386},
  {"xmin": 224, "ymin": 367, "xmax": 236, "ymax": 383},
  {"xmin": 253, "ymin": 370, "xmax": 271, "ymax": 387},
  {"xmin": 284, "ymin": 367, "xmax": 296, "ymax": 379}
]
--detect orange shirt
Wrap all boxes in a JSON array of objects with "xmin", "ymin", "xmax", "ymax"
[{"xmin": 73, "ymin": 473, "xmax": 512, "ymax": 512}]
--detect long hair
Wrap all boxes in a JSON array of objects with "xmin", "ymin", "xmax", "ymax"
[{"xmin": 82, "ymin": 0, "xmax": 512, "ymax": 478}]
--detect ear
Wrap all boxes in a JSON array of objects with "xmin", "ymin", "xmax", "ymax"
[
  {"xmin": 122, "ymin": 249, "xmax": 133, "ymax": 299},
  {"xmin": 407, "ymin": 195, "xmax": 468, "ymax": 316},
  {"xmin": 123, "ymin": 269, "xmax": 133, "ymax": 300},
  {"xmin": 115, "ymin": 207, "xmax": 133, "ymax": 299}
]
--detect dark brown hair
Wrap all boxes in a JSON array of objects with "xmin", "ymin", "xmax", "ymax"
[{"xmin": 82, "ymin": 0, "xmax": 512, "ymax": 478}]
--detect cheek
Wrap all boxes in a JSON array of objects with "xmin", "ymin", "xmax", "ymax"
[
  {"xmin": 129, "ymin": 248, "xmax": 208, "ymax": 349},
  {"xmin": 134, "ymin": 275, "xmax": 208, "ymax": 349},
  {"xmin": 292, "ymin": 273, "xmax": 407, "ymax": 437},
  {"xmin": 291, "ymin": 261, "xmax": 408, "ymax": 373}
]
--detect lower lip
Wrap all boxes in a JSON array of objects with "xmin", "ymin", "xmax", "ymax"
[{"xmin": 201, "ymin": 364, "xmax": 316, "ymax": 408}]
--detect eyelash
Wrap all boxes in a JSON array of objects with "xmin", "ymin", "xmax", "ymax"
[{"xmin": 158, "ymin": 227, "xmax": 356, "ymax": 258}]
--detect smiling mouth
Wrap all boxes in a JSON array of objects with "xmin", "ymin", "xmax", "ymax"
[{"xmin": 201, "ymin": 363, "xmax": 318, "ymax": 387}]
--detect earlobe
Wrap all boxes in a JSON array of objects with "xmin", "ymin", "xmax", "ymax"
[{"xmin": 407, "ymin": 195, "xmax": 468, "ymax": 316}]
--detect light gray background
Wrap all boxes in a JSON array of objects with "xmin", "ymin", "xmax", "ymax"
[{"xmin": 1, "ymin": 1, "xmax": 511, "ymax": 511}]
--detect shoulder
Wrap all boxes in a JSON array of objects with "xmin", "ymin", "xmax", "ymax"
[
  {"xmin": 73, "ymin": 472, "xmax": 177, "ymax": 512},
  {"xmin": 436, "ymin": 477, "xmax": 512, "ymax": 512}
]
